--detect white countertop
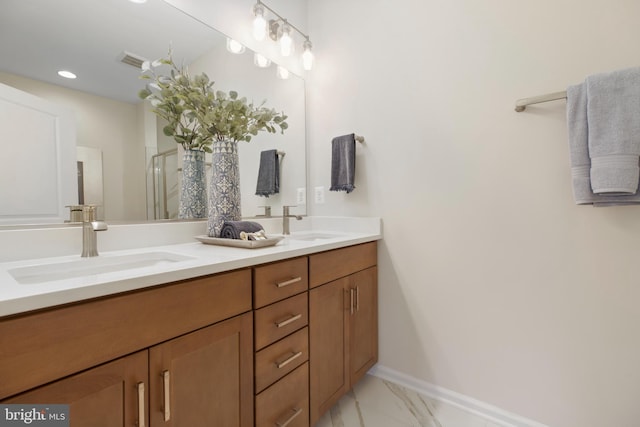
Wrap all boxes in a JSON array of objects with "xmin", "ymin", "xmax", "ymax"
[{"xmin": 0, "ymin": 217, "xmax": 381, "ymax": 317}]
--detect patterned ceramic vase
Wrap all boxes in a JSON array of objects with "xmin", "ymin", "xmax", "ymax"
[
  {"xmin": 178, "ymin": 149, "xmax": 207, "ymax": 219},
  {"xmin": 208, "ymin": 140, "xmax": 241, "ymax": 237}
]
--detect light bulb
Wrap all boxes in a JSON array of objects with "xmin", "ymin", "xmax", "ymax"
[
  {"xmin": 280, "ymin": 24, "xmax": 294, "ymax": 57},
  {"xmin": 276, "ymin": 66, "xmax": 290, "ymax": 80},
  {"xmin": 226, "ymin": 38, "xmax": 245, "ymax": 54},
  {"xmin": 252, "ymin": 4, "xmax": 267, "ymax": 41},
  {"xmin": 254, "ymin": 53, "xmax": 271, "ymax": 68},
  {"xmin": 302, "ymin": 40, "xmax": 314, "ymax": 71},
  {"xmin": 57, "ymin": 70, "xmax": 77, "ymax": 79}
]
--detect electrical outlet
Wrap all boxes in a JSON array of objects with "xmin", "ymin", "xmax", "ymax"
[
  {"xmin": 314, "ymin": 186, "xmax": 325, "ymax": 204},
  {"xmin": 296, "ymin": 187, "xmax": 306, "ymax": 204}
]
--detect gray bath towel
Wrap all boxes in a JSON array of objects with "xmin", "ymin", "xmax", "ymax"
[
  {"xmin": 566, "ymin": 78, "xmax": 640, "ymax": 206},
  {"xmin": 329, "ymin": 133, "xmax": 356, "ymax": 193},
  {"xmin": 586, "ymin": 67, "xmax": 640, "ymax": 195},
  {"xmin": 255, "ymin": 149, "xmax": 279, "ymax": 197},
  {"xmin": 220, "ymin": 221, "xmax": 263, "ymax": 239}
]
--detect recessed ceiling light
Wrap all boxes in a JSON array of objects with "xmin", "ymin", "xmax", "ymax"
[{"xmin": 57, "ymin": 70, "xmax": 77, "ymax": 79}]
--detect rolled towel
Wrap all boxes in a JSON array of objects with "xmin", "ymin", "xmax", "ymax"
[
  {"xmin": 220, "ymin": 221, "xmax": 264, "ymax": 239},
  {"xmin": 329, "ymin": 133, "xmax": 356, "ymax": 193}
]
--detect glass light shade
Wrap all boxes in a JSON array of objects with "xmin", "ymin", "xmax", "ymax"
[
  {"xmin": 254, "ymin": 53, "xmax": 271, "ymax": 68},
  {"xmin": 280, "ymin": 25, "xmax": 294, "ymax": 57},
  {"xmin": 276, "ymin": 66, "xmax": 290, "ymax": 79},
  {"xmin": 302, "ymin": 44, "xmax": 314, "ymax": 71},
  {"xmin": 252, "ymin": 6, "xmax": 267, "ymax": 41},
  {"xmin": 226, "ymin": 38, "xmax": 245, "ymax": 54}
]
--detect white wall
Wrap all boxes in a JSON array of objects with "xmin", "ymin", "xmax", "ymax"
[{"xmin": 306, "ymin": 1, "xmax": 640, "ymax": 427}]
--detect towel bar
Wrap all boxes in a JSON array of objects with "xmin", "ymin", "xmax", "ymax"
[
  {"xmin": 355, "ymin": 135, "xmax": 365, "ymax": 143},
  {"xmin": 515, "ymin": 91, "xmax": 567, "ymax": 112}
]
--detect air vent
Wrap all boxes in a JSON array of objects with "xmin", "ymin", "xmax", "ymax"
[{"xmin": 118, "ymin": 51, "xmax": 147, "ymax": 69}]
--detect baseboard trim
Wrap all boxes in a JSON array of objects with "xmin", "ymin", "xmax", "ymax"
[{"xmin": 368, "ymin": 365, "xmax": 550, "ymax": 427}]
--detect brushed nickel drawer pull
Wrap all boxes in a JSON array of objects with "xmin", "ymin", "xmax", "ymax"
[
  {"xmin": 275, "ymin": 407, "xmax": 302, "ymax": 427},
  {"xmin": 162, "ymin": 370, "xmax": 171, "ymax": 422},
  {"xmin": 356, "ymin": 285, "xmax": 360, "ymax": 312},
  {"xmin": 276, "ymin": 351, "xmax": 303, "ymax": 369},
  {"xmin": 136, "ymin": 382, "xmax": 145, "ymax": 427},
  {"xmin": 350, "ymin": 288, "xmax": 355, "ymax": 315},
  {"xmin": 275, "ymin": 313, "xmax": 302, "ymax": 328},
  {"xmin": 276, "ymin": 276, "xmax": 302, "ymax": 288}
]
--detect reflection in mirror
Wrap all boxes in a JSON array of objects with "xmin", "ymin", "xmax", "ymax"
[{"xmin": 0, "ymin": 0, "xmax": 306, "ymax": 226}]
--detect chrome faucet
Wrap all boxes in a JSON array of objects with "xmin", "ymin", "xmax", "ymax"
[
  {"xmin": 282, "ymin": 205, "xmax": 302, "ymax": 235},
  {"xmin": 81, "ymin": 205, "xmax": 108, "ymax": 257}
]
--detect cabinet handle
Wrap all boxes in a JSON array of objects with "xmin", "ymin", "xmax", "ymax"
[
  {"xmin": 136, "ymin": 382, "xmax": 145, "ymax": 427},
  {"xmin": 276, "ymin": 276, "xmax": 302, "ymax": 288},
  {"xmin": 350, "ymin": 288, "xmax": 355, "ymax": 315},
  {"xmin": 275, "ymin": 313, "xmax": 302, "ymax": 328},
  {"xmin": 162, "ymin": 370, "xmax": 171, "ymax": 422},
  {"xmin": 276, "ymin": 351, "xmax": 303, "ymax": 369},
  {"xmin": 275, "ymin": 407, "xmax": 302, "ymax": 427},
  {"xmin": 356, "ymin": 285, "xmax": 360, "ymax": 312}
]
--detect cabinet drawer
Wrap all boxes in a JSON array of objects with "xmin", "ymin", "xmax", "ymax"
[
  {"xmin": 255, "ymin": 327, "xmax": 308, "ymax": 393},
  {"xmin": 256, "ymin": 362, "xmax": 309, "ymax": 427},
  {"xmin": 255, "ymin": 293, "xmax": 308, "ymax": 350},
  {"xmin": 309, "ymin": 242, "xmax": 377, "ymax": 288},
  {"xmin": 254, "ymin": 257, "xmax": 308, "ymax": 308}
]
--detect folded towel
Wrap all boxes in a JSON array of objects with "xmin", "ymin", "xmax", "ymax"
[
  {"xmin": 329, "ymin": 133, "xmax": 356, "ymax": 193},
  {"xmin": 586, "ymin": 67, "xmax": 640, "ymax": 194},
  {"xmin": 255, "ymin": 149, "xmax": 279, "ymax": 197},
  {"xmin": 567, "ymin": 83, "xmax": 596, "ymax": 204},
  {"xmin": 220, "ymin": 221, "xmax": 264, "ymax": 239}
]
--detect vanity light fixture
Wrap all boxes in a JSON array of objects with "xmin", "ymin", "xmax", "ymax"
[
  {"xmin": 254, "ymin": 53, "xmax": 271, "ymax": 68},
  {"xmin": 57, "ymin": 70, "xmax": 77, "ymax": 79},
  {"xmin": 226, "ymin": 38, "xmax": 246, "ymax": 54},
  {"xmin": 251, "ymin": 0, "xmax": 314, "ymax": 70},
  {"xmin": 276, "ymin": 65, "xmax": 290, "ymax": 80},
  {"xmin": 252, "ymin": 3, "xmax": 268, "ymax": 41}
]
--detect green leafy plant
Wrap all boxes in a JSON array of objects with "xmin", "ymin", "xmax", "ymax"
[{"xmin": 138, "ymin": 51, "xmax": 288, "ymax": 152}]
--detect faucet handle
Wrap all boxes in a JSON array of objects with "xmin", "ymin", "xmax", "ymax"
[
  {"xmin": 258, "ymin": 205, "xmax": 271, "ymax": 217},
  {"xmin": 82, "ymin": 205, "xmax": 99, "ymax": 222}
]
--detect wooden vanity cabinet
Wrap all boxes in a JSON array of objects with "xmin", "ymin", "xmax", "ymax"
[
  {"xmin": 308, "ymin": 242, "xmax": 378, "ymax": 425},
  {"xmin": 5, "ymin": 351, "xmax": 149, "ymax": 427},
  {"xmin": 0, "ymin": 270, "xmax": 254, "ymax": 427}
]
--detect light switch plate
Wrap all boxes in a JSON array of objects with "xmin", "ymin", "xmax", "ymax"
[
  {"xmin": 296, "ymin": 187, "xmax": 306, "ymax": 204},
  {"xmin": 314, "ymin": 186, "xmax": 325, "ymax": 204}
]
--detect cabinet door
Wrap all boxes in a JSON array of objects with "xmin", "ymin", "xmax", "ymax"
[
  {"xmin": 4, "ymin": 351, "xmax": 148, "ymax": 427},
  {"xmin": 309, "ymin": 277, "xmax": 350, "ymax": 425},
  {"xmin": 149, "ymin": 312, "xmax": 253, "ymax": 427},
  {"xmin": 349, "ymin": 266, "xmax": 378, "ymax": 386}
]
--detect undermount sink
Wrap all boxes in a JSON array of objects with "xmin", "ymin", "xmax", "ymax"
[
  {"xmin": 9, "ymin": 251, "xmax": 195, "ymax": 285},
  {"xmin": 287, "ymin": 233, "xmax": 341, "ymax": 241}
]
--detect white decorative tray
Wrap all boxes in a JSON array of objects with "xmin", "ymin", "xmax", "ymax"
[{"xmin": 195, "ymin": 235, "xmax": 284, "ymax": 249}]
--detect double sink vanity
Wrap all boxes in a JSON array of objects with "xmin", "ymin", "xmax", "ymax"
[{"xmin": 0, "ymin": 216, "xmax": 381, "ymax": 426}]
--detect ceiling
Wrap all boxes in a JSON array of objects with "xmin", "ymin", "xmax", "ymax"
[{"xmin": 0, "ymin": 0, "xmax": 224, "ymax": 103}]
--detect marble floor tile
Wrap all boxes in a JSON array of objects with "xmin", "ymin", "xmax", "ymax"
[{"xmin": 315, "ymin": 374, "xmax": 495, "ymax": 427}]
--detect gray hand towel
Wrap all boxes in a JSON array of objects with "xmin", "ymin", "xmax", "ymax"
[
  {"xmin": 329, "ymin": 133, "xmax": 356, "ymax": 193},
  {"xmin": 255, "ymin": 149, "xmax": 279, "ymax": 197},
  {"xmin": 220, "ymin": 221, "xmax": 264, "ymax": 239},
  {"xmin": 586, "ymin": 67, "xmax": 640, "ymax": 195}
]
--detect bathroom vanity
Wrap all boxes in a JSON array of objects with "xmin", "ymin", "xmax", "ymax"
[{"xmin": 0, "ymin": 219, "xmax": 380, "ymax": 426}]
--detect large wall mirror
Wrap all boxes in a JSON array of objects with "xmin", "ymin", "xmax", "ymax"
[{"xmin": 0, "ymin": 0, "xmax": 306, "ymax": 226}]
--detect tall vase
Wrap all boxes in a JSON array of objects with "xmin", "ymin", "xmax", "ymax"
[
  {"xmin": 179, "ymin": 149, "xmax": 207, "ymax": 219},
  {"xmin": 208, "ymin": 140, "xmax": 241, "ymax": 237}
]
